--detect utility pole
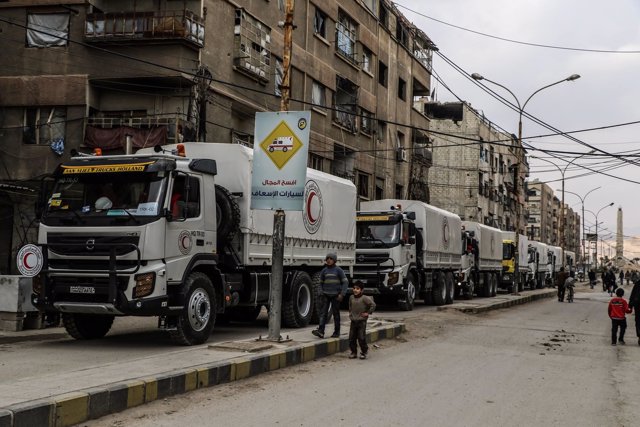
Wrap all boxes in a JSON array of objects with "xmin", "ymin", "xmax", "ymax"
[{"xmin": 267, "ymin": 0, "xmax": 294, "ymax": 342}]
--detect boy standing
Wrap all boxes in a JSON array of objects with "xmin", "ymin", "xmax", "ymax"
[
  {"xmin": 312, "ymin": 253, "xmax": 348, "ymax": 339},
  {"xmin": 608, "ymin": 287, "xmax": 632, "ymax": 346},
  {"xmin": 348, "ymin": 281, "xmax": 376, "ymax": 359}
]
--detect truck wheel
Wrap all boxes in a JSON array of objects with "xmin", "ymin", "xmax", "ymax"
[
  {"xmin": 432, "ymin": 272, "xmax": 447, "ymax": 306},
  {"xmin": 215, "ymin": 185, "xmax": 241, "ymax": 244},
  {"xmin": 310, "ymin": 272, "xmax": 322, "ymax": 324},
  {"xmin": 481, "ymin": 273, "xmax": 492, "ymax": 298},
  {"xmin": 62, "ymin": 313, "xmax": 114, "ymax": 340},
  {"xmin": 398, "ymin": 274, "xmax": 416, "ymax": 311},
  {"xmin": 282, "ymin": 271, "xmax": 313, "ymax": 328},
  {"xmin": 445, "ymin": 272, "xmax": 455, "ymax": 304},
  {"xmin": 170, "ymin": 272, "xmax": 216, "ymax": 346}
]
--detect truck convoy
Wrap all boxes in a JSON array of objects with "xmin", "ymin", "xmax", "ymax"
[
  {"xmin": 28, "ymin": 142, "xmax": 576, "ymax": 344},
  {"xmin": 32, "ymin": 143, "xmax": 357, "ymax": 345}
]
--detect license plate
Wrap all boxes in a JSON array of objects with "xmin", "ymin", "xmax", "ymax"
[{"xmin": 69, "ymin": 286, "xmax": 96, "ymax": 294}]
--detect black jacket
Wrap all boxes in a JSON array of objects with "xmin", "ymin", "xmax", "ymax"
[{"xmin": 629, "ymin": 281, "xmax": 640, "ymax": 309}]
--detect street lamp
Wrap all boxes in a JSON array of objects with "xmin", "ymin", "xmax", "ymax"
[
  {"xmin": 559, "ymin": 186, "xmax": 600, "ymax": 273},
  {"xmin": 593, "ymin": 202, "xmax": 614, "ymax": 270},
  {"xmin": 471, "ymin": 72, "xmax": 581, "ymax": 293}
]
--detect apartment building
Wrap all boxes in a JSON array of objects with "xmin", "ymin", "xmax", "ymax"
[
  {"xmin": 422, "ymin": 101, "xmax": 528, "ymax": 233},
  {"xmin": 0, "ymin": 0, "xmax": 435, "ymax": 273}
]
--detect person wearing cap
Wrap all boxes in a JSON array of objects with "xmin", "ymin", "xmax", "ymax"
[
  {"xmin": 348, "ymin": 281, "xmax": 376, "ymax": 359},
  {"xmin": 312, "ymin": 252, "xmax": 348, "ymax": 339}
]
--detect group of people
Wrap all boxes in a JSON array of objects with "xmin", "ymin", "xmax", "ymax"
[{"xmin": 311, "ymin": 253, "xmax": 376, "ymax": 360}]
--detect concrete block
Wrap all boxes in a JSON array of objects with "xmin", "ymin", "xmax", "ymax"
[
  {"xmin": 9, "ymin": 399, "xmax": 54, "ymax": 427},
  {"xmin": 54, "ymin": 392, "xmax": 88, "ymax": 427},
  {"xmin": 0, "ymin": 409, "xmax": 12, "ymax": 427}
]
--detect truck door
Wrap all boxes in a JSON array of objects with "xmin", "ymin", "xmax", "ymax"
[
  {"xmin": 165, "ymin": 173, "xmax": 203, "ymax": 283},
  {"xmin": 400, "ymin": 220, "xmax": 415, "ymax": 264}
]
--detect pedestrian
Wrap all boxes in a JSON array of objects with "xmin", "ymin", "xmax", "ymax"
[
  {"xmin": 620, "ymin": 270, "xmax": 625, "ymax": 287},
  {"xmin": 632, "ymin": 271, "xmax": 639, "ymax": 284},
  {"xmin": 348, "ymin": 281, "xmax": 376, "ymax": 359},
  {"xmin": 588, "ymin": 269, "xmax": 597, "ymax": 289},
  {"xmin": 602, "ymin": 269, "xmax": 608, "ymax": 292},
  {"xmin": 608, "ymin": 287, "xmax": 632, "ymax": 346},
  {"xmin": 625, "ymin": 270, "xmax": 630, "ymax": 286},
  {"xmin": 628, "ymin": 278, "xmax": 640, "ymax": 345},
  {"xmin": 556, "ymin": 267, "xmax": 568, "ymax": 302},
  {"xmin": 312, "ymin": 252, "xmax": 348, "ymax": 339},
  {"xmin": 608, "ymin": 270, "xmax": 618, "ymax": 296},
  {"xmin": 564, "ymin": 271, "xmax": 576, "ymax": 302}
]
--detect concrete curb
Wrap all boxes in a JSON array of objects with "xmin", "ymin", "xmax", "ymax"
[
  {"xmin": 1, "ymin": 323, "xmax": 405, "ymax": 427},
  {"xmin": 437, "ymin": 289, "xmax": 557, "ymax": 314}
]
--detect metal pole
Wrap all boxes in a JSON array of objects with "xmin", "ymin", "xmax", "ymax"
[
  {"xmin": 267, "ymin": 0, "xmax": 294, "ymax": 342},
  {"xmin": 595, "ymin": 220, "xmax": 599, "ymax": 270},
  {"xmin": 561, "ymin": 175, "xmax": 565, "ymax": 269}
]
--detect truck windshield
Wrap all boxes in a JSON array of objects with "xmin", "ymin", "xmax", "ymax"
[
  {"xmin": 356, "ymin": 222, "xmax": 400, "ymax": 248},
  {"xmin": 503, "ymin": 243, "xmax": 514, "ymax": 260},
  {"xmin": 44, "ymin": 172, "xmax": 166, "ymax": 221}
]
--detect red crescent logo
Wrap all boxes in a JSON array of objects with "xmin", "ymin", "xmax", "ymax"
[
  {"xmin": 307, "ymin": 191, "xmax": 317, "ymax": 223},
  {"xmin": 23, "ymin": 253, "xmax": 32, "ymax": 269}
]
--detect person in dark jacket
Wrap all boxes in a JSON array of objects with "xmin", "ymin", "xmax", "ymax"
[
  {"xmin": 608, "ymin": 288, "xmax": 632, "ymax": 346},
  {"xmin": 556, "ymin": 267, "xmax": 568, "ymax": 302},
  {"xmin": 588, "ymin": 269, "xmax": 597, "ymax": 289},
  {"xmin": 312, "ymin": 252, "xmax": 349, "ymax": 339},
  {"xmin": 348, "ymin": 281, "xmax": 376, "ymax": 359},
  {"xmin": 620, "ymin": 271, "xmax": 625, "ymax": 287},
  {"xmin": 628, "ymin": 278, "xmax": 640, "ymax": 345}
]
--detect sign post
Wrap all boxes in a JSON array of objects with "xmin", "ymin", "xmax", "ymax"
[{"xmin": 251, "ymin": 111, "xmax": 310, "ymax": 341}]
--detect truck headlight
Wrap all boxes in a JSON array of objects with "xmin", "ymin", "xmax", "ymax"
[
  {"xmin": 387, "ymin": 272, "xmax": 399, "ymax": 286},
  {"xmin": 133, "ymin": 272, "xmax": 155, "ymax": 298}
]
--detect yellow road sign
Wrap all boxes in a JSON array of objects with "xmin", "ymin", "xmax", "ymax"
[{"xmin": 260, "ymin": 121, "xmax": 303, "ymax": 170}]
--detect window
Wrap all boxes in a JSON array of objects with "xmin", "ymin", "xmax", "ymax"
[
  {"xmin": 333, "ymin": 76, "xmax": 358, "ymax": 132},
  {"xmin": 377, "ymin": 120, "xmax": 387, "ymax": 143},
  {"xmin": 232, "ymin": 130, "xmax": 254, "ymax": 148},
  {"xmin": 478, "ymin": 172, "xmax": 484, "ymax": 195},
  {"xmin": 27, "ymin": 13, "xmax": 69, "ymax": 47},
  {"xmin": 363, "ymin": 0, "xmax": 377, "ymax": 14},
  {"xmin": 395, "ymin": 21, "xmax": 409, "ymax": 48},
  {"xmin": 313, "ymin": 8, "xmax": 327, "ymax": 39},
  {"xmin": 172, "ymin": 175, "xmax": 201, "ymax": 219},
  {"xmin": 362, "ymin": 46, "xmax": 373, "ymax": 73},
  {"xmin": 396, "ymin": 130, "xmax": 405, "ymax": 148},
  {"xmin": 375, "ymin": 178, "xmax": 384, "ymax": 199},
  {"xmin": 379, "ymin": 1, "xmax": 389, "ymax": 28},
  {"xmin": 23, "ymin": 107, "xmax": 66, "ymax": 145},
  {"xmin": 309, "ymin": 153, "xmax": 324, "ymax": 171},
  {"xmin": 395, "ymin": 184, "xmax": 404, "ymax": 199},
  {"xmin": 378, "ymin": 61, "xmax": 388, "ymax": 87},
  {"xmin": 360, "ymin": 109, "xmax": 374, "ymax": 135},
  {"xmin": 312, "ymin": 80, "xmax": 327, "ymax": 109},
  {"xmin": 398, "ymin": 78, "xmax": 407, "ymax": 101},
  {"xmin": 274, "ymin": 57, "xmax": 284, "ymax": 97},
  {"xmin": 234, "ymin": 9, "xmax": 271, "ymax": 81},
  {"xmin": 336, "ymin": 11, "xmax": 357, "ymax": 63},
  {"xmin": 357, "ymin": 172, "xmax": 370, "ymax": 199}
]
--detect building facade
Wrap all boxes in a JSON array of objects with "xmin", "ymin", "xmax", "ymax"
[
  {"xmin": 423, "ymin": 101, "xmax": 528, "ymax": 233},
  {"xmin": 0, "ymin": 0, "xmax": 435, "ymax": 273}
]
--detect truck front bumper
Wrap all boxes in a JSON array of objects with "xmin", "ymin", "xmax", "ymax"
[{"xmin": 33, "ymin": 293, "xmax": 174, "ymax": 316}]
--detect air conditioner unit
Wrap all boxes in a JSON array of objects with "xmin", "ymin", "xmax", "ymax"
[{"xmin": 396, "ymin": 148, "xmax": 407, "ymax": 162}]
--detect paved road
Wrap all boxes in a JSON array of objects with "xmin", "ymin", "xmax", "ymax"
[{"xmin": 84, "ymin": 287, "xmax": 640, "ymax": 427}]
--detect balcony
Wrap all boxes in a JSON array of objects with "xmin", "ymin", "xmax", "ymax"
[
  {"xmin": 84, "ymin": 114, "xmax": 195, "ymax": 151},
  {"xmin": 85, "ymin": 10, "xmax": 205, "ymax": 49}
]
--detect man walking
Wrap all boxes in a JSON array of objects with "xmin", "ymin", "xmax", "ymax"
[
  {"xmin": 628, "ymin": 277, "xmax": 640, "ymax": 345},
  {"xmin": 312, "ymin": 253, "xmax": 348, "ymax": 338}
]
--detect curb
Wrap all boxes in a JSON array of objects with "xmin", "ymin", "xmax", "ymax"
[
  {"xmin": 0, "ymin": 323, "xmax": 405, "ymax": 427},
  {"xmin": 437, "ymin": 289, "xmax": 557, "ymax": 314}
]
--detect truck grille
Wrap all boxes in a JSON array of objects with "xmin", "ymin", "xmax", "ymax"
[
  {"xmin": 47, "ymin": 234, "xmax": 140, "ymax": 257},
  {"xmin": 355, "ymin": 252, "xmax": 391, "ymax": 265}
]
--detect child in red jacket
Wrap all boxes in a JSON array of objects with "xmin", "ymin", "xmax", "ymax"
[{"xmin": 609, "ymin": 288, "xmax": 632, "ymax": 346}]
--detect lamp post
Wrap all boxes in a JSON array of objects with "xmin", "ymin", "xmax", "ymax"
[
  {"xmin": 560, "ymin": 186, "xmax": 600, "ymax": 274},
  {"xmin": 471, "ymin": 72, "xmax": 580, "ymax": 294},
  {"xmin": 591, "ymin": 202, "xmax": 614, "ymax": 270}
]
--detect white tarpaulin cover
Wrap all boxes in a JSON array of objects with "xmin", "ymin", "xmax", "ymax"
[{"xmin": 27, "ymin": 14, "xmax": 69, "ymax": 47}]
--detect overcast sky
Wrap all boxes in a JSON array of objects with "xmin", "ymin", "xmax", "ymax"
[{"xmin": 394, "ymin": 0, "xmax": 640, "ymax": 258}]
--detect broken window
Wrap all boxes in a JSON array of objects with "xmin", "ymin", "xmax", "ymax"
[
  {"xmin": 395, "ymin": 20, "xmax": 409, "ymax": 49},
  {"xmin": 234, "ymin": 9, "xmax": 271, "ymax": 81},
  {"xmin": 360, "ymin": 108, "xmax": 374, "ymax": 135},
  {"xmin": 336, "ymin": 11, "xmax": 357, "ymax": 63},
  {"xmin": 333, "ymin": 76, "xmax": 358, "ymax": 132},
  {"xmin": 357, "ymin": 172, "xmax": 370, "ymax": 199},
  {"xmin": 312, "ymin": 80, "xmax": 327, "ymax": 109},
  {"xmin": 27, "ymin": 13, "xmax": 69, "ymax": 47},
  {"xmin": 23, "ymin": 107, "xmax": 66, "ymax": 145},
  {"xmin": 314, "ymin": 8, "xmax": 327, "ymax": 38},
  {"xmin": 379, "ymin": 1, "xmax": 389, "ymax": 29},
  {"xmin": 398, "ymin": 78, "xmax": 407, "ymax": 101},
  {"xmin": 413, "ymin": 37, "xmax": 433, "ymax": 72},
  {"xmin": 231, "ymin": 130, "xmax": 254, "ymax": 148},
  {"xmin": 274, "ymin": 57, "xmax": 283, "ymax": 97},
  {"xmin": 378, "ymin": 60, "xmax": 388, "ymax": 87}
]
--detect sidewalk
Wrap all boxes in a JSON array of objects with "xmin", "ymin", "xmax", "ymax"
[{"xmin": 0, "ymin": 288, "xmax": 557, "ymax": 427}]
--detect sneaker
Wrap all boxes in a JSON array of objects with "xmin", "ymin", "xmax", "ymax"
[
  {"xmin": 619, "ymin": 340, "xmax": 626, "ymax": 345},
  {"xmin": 348, "ymin": 353, "xmax": 357, "ymax": 359},
  {"xmin": 331, "ymin": 332, "xmax": 340, "ymax": 338},
  {"xmin": 359, "ymin": 353, "xmax": 367, "ymax": 359},
  {"xmin": 311, "ymin": 329, "xmax": 324, "ymax": 338},
  {"xmin": 612, "ymin": 342, "xmax": 617, "ymax": 346}
]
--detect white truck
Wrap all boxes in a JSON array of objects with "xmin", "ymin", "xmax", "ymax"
[
  {"xmin": 500, "ymin": 232, "xmax": 529, "ymax": 292},
  {"xmin": 31, "ymin": 143, "xmax": 356, "ymax": 345},
  {"xmin": 352, "ymin": 200, "xmax": 461, "ymax": 310},
  {"xmin": 527, "ymin": 241, "xmax": 548, "ymax": 289},
  {"xmin": 457, "ymin": 222, "xmax": 503, "ymax": 298},
  {"xmin": 547, "ymin": 245, "xmax": 562, "ymax": 286}
]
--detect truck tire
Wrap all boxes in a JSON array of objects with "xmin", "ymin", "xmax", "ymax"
[
  {"xmin": 445, "ymin": 272, "xmax": 455, "ymax": 304},
  {"xmin": 169, "ymin": 272, "xmax": 216, "ymax": 346},
  {"xmin": 282, "ymin": 271, "xmax": 313, "ymax": 328},
  {"xmin": 62, "ymin": 313, "xmax": 114, "ymax": 340},
  {"xmin": 310, "ymin": 272, "xmax": 322, "ymax": 324},
  {"xmin": 398, "ymin": 273, "xmax": 416, "ymax": 311},
  {"xmin": 432, "ymin": 272, "xmax": 447, "ymax": 306},
  {"xmin": 481, "ymin": 273, "xmax": 492, "ymax": 298},
  {"xmin": 215, "ymin": 185, "xmax": 240, "ymax": 244}
]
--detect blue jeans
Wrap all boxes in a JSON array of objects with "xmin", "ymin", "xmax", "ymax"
[{"xmin": 318, "ymin": 294, "xmax": 341, "ymax": 335}]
